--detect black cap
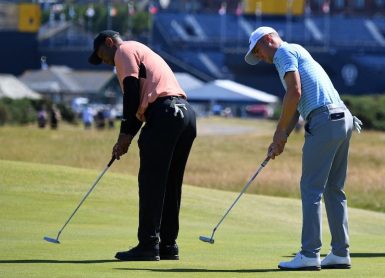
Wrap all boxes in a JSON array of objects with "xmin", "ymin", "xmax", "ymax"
[{"xmin": 88, "ymin": 30, "xmax": 120, "ymax": 65}]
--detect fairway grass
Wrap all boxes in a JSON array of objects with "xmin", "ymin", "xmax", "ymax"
[
  {"xmin": 0, "ymin": 120, "xmax": 384, "ymax": 212},
  {"xmin": 1, "ymin": 160, "xmax": 385, "ymax": 278}
]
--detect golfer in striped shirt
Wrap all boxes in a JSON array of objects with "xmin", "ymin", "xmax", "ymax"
[{"xmin": 245, "ymin": 27, "xmax": 362, "ymax": 271}]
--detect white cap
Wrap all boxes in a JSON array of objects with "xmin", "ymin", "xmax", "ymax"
[{"xmin": 244, "ymin": 26, "xmax": 278, "ymax": 65}]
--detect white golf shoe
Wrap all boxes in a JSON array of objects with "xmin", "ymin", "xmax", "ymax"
[
  {"xmin": 321, "ymin": 252, "xmax": 351, "ymax": 269},
  {"xmin": 278, "ymin": 252, "xmax": 321, "ymax": 271}
]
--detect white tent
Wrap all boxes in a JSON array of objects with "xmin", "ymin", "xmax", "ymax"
[
  {"xmin": 0, "ymin": 74, "xmax": 41, "ymax": 99},
  {"xmin": 174, "ymin": 72, "xmax": 204, "ymax": 92},
  {"xmin": 186, "ymin": 79, "xmax": 278, "ymax": 104}
]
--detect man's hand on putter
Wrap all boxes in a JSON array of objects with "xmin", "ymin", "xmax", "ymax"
[
  {"xmin": 268, "ymin": 143, "xmax": 281, "ymax": 159},
  {"xmin": 268, "ymin": 130, "xmax": 288, "ymax": 159},
  {"xmin": 113, "ymin": 133, "xmax": 133, "ymax": 160}
]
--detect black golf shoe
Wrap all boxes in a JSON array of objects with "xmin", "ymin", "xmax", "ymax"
[
  {"xmin": 160, "ymin": 243, "xmax": 179, "ymax": 260},
  {"xmin": 115, "ymin": 244, "xmax": 160, "ymax": 261}
]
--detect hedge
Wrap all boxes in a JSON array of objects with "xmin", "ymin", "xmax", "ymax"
[
  {"xmin": 0, "ymin": 98, "xmax": 77, "ymax": 126},
  {"xmin": 271, "ymin": 94, "xmax": 385, "ymax": 131},
  {"xmin": 341, "ymin": 94, "xmax": 385, "ymax": 131},
  {"xmin": 1, "ymin": 95, "xmax": 384, "ymax": 130},
  {"xmin": 0, "ymin": 98, "xmax": 37, "ymax": 125}
]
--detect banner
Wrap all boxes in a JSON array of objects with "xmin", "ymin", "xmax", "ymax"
[
  {"xmin": 18, "ymin": 3, "xmax": 41, "ymax": 32},
  {"xmin": 243, "ymin": 0, "xmax": 305, "ymax": 16}
]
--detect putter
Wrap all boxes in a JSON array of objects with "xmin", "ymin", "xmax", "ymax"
[
  {"xmin": 44, "ymin": 157, "xmax": 115, "ymax": 244},
  {"xmin": 200, "ymin": 156, "xmax": 270, "ymax": 244}
]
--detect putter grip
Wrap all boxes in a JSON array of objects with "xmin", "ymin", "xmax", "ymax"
[
  {"xmin": 261, "ymin": 156, "xmax": 270, "ymax": 167},
  {"xmin": 107, "ymin": 157, "xmax": 116, "ymax": 167}
]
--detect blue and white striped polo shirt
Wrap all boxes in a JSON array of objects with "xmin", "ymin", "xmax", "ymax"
[{"xmin": 273, "ymin": 42, "xmax": 342, "ymax": 119}]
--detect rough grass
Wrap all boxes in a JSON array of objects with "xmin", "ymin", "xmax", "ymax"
[
  {"xmin": 1, "ymin": 160, "xmax": 385, "ymax": 278},
  {"xmin": 0, "ymin": 117, "xmax": 384, "ymax": 212}
]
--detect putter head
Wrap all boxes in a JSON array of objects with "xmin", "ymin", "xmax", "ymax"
[
  {"xmin": 43, "ymin": 236, "xmax": 60, "ymax": 244},
  {"xmin": 199, "ymin": 236, "xmax": 214, "ymax": 244}
]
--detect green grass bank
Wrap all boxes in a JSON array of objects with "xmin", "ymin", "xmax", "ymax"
[{"xmin": 1, "ymin": 160, "xmax": 385, "ymax": 278}]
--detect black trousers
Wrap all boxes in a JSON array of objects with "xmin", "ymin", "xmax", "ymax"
[{"xmin": 137, "ymin": 96, "xmax": 196, "ymax": 246}]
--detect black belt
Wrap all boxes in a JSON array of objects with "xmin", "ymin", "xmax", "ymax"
[
  {"xmin": 306, "ymin": 103, "xmax": 346, "ymax": 121},
  {"xmin": 154, "ymin": 95, "xmax": 185, "ymax": 102},
  {"xmin": 145, "ymin": 95, "xmax": 186, "ymax": 118}
]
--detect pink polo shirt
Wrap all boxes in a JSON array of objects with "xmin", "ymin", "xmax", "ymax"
[{"xmin": 114, "ymin": 41, "xmax": 186, "ymax": 121}]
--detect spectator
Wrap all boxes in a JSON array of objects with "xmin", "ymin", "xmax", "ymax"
[
  {"xmin": 37, "ymin": 107, "xmax": 47, "ymax": 128},
  {"xmin": 82, "ymin": 105, "xmax": 94, "ymax": 129},
  {"xmin": 49, "ymin": 104, "xmax": 61, "ymax": 129},
  {"xmin": 95, "ymin": 109, "xmax": 106, "ymax": 130}
]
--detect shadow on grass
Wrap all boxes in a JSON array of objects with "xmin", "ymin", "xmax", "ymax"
[
  {"xmin": 350, "ymin": 253, "xmax": 385, "ymax": 258},
  {"xmin": 0, "ymin": 259, "xmax": 117, "ymax": 264},
  {"xmin": 114, "ymin": 268, "xmax": 280, "ymax": 273},
  {"xmin": 0, "ymin": 261, "xmax": 280, "ymax": 273},
  {"xmin": 284, "ymin": 252, "xmax": 385, "ymax": 258}
]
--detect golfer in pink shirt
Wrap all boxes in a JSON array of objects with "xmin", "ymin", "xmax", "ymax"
[{"xmin": 89, "ymin": 30, "xmax": 196, "ymax": 261}]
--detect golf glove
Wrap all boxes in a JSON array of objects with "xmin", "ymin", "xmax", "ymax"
[{"xmin": 353, "ymin": 116, "xmax": 363, "ymax": 133}]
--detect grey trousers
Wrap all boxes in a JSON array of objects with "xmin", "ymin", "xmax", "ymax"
[{"xmin": 300, "ymin": 104, "xmax": 353, "ymax": 258}]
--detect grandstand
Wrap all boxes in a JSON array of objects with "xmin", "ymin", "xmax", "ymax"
[
  {"xmin": 1, "ymin": 0, "xmax": 384, "ymax": 96},
  {"xmin": 151, "ymin": 9, "xmax": 385, "ymax": 96}
]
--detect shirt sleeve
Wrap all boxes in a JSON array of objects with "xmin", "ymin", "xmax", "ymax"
[
  {"xmin": 120, "ymin": 76, "xmax": 143, "ymax": 137},
  {"xmin": 275, "ymin": 47, "xmax": 298, "ymax": 75}
]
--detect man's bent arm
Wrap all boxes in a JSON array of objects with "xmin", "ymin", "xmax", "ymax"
[
  {"xmin": 120, "ymin": 76, "xmax": 143, "ymax": 137},
  {"xmin": 276, "ymin": 71, "xmax": 301, "ymax": 136}
]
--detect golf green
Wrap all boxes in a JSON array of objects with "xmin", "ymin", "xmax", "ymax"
[{"xmin": 1, "ymin": 160, "xmax": 384, "ymax": 277}]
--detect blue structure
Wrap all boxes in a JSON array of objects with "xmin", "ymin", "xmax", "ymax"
[
  {"xmin": 151, "ymin": 12, "xmax": 385, "ymax": 96},
  {"xmin": 1, "ymin": 7, "xmax": 384, "ymax": 97}
]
